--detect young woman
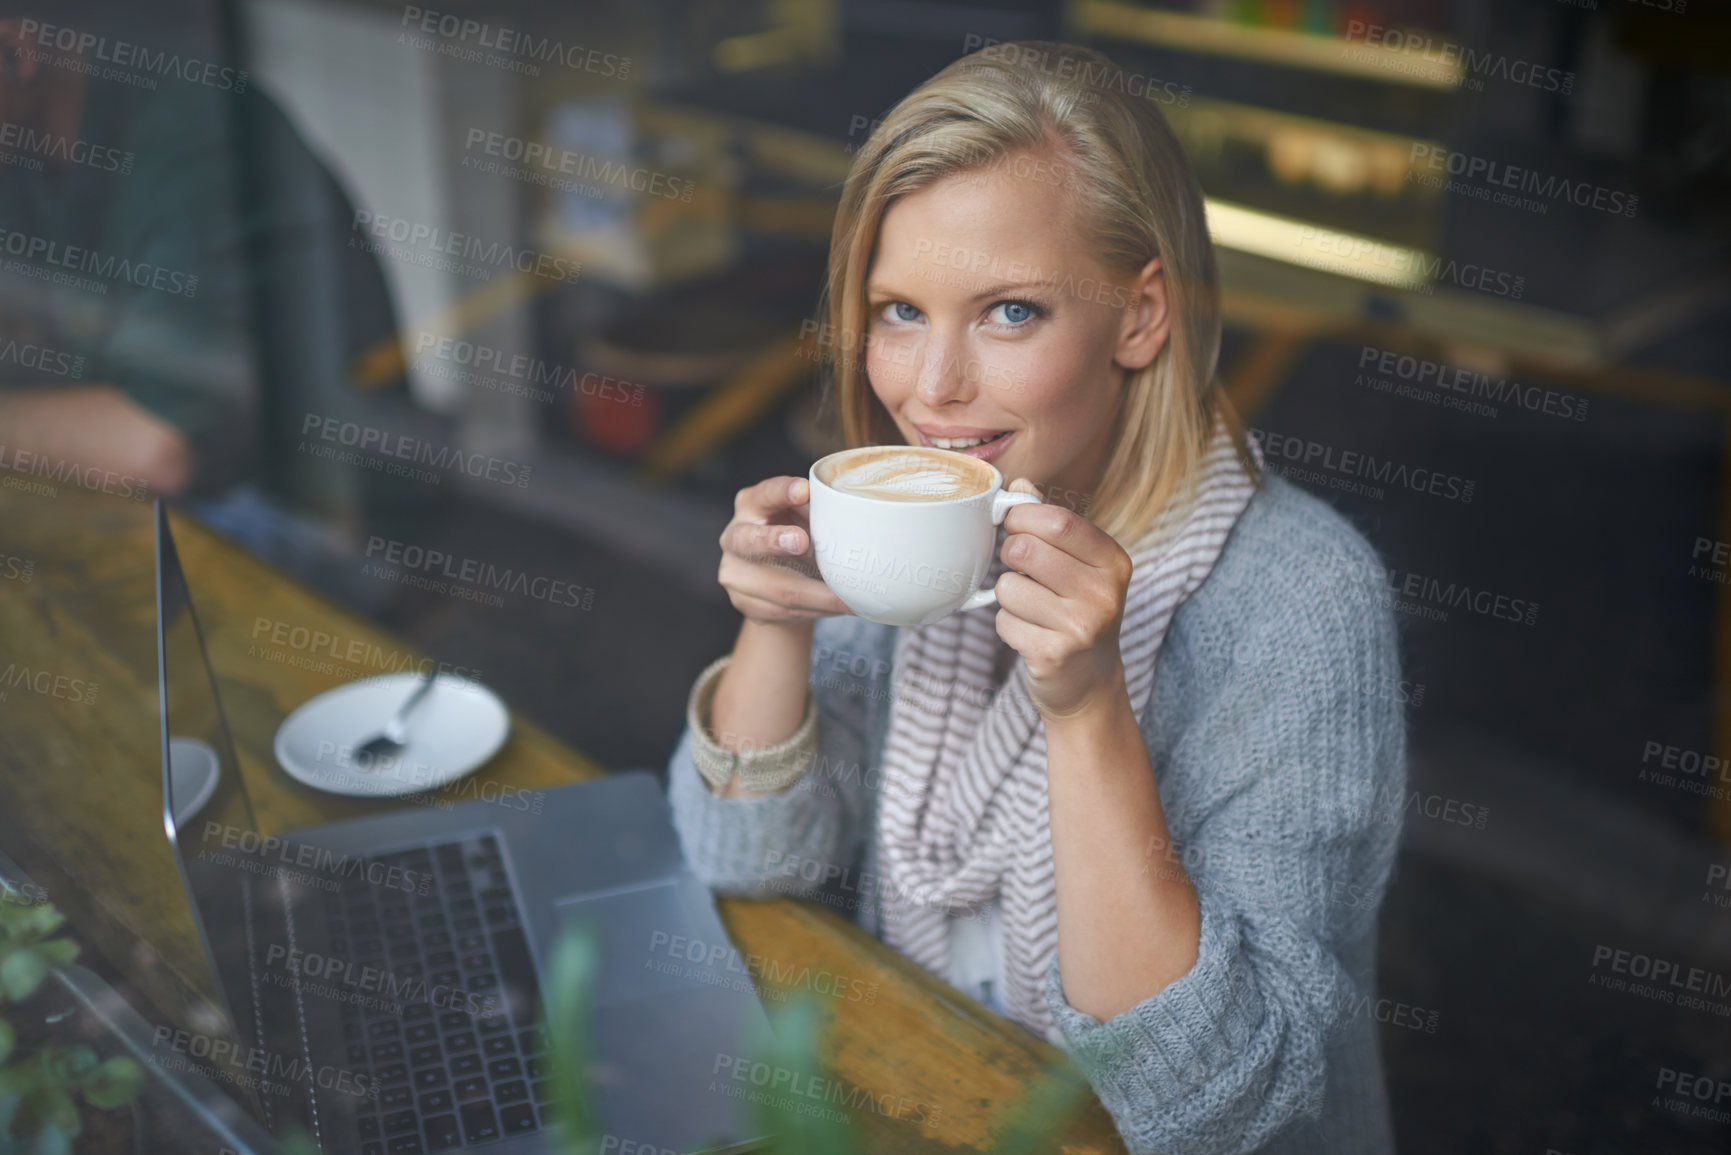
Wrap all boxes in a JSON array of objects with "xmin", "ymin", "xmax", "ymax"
[{"xmin": 667, "ymin": 40, "xmax": 1406, "ymax": 1155}]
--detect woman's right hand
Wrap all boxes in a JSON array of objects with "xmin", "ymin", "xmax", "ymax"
[{"xmin": 718, "ymin": 476, "xmax": 853, "ymax": 625}]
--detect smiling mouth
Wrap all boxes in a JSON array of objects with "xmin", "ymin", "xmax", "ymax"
[{"xmin": 924, "ymin": 431, "xmax": 1011, "ymax": 450}]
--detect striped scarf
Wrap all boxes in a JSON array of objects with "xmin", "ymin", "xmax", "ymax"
[{"xmin": 874, "ymin": 414, "xmax": 1263, "ymax": 1036}]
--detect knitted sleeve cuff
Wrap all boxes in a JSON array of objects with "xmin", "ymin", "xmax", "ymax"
[
  {"xmin": 686, "ymin": 655, "xmax": 819, "ymax": 794},
  {"xmin": 1041, "ymin": 889, "xmax": 1335, "ymax": 1152}
]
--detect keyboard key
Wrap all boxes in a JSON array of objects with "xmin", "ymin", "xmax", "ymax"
[
  {"xmin": 403, "ymin": 1002, "xmax": 433, "ymax": 1021},
  {"xmin": 469, "ymin": 973, "xmax": 498, "ymax": 991},
  {"xmin": 438, "ymin": 1011, "xmax": 469, "ymax": 1031},
  {"xmin": 362, "ymin": 1143, "xmax": 384, "ymax": 1155},
  {"xmin": 483, "ymin": 1035, "xmax": 513, "ymax": 1058},
  {"xmin": 419, "ymin": 1090, "xmax": 453, "ymax": 1113},
  {"xmin": 386, "ymin": 1136, "xmax": 424, "ymax": 1155},
  {"xmin": 500, "ymin": 1103, "xmax": 538, "ymax": 1134},
  {"xmin": 376, "ymin": 1063, "xmax": 408, "ymax": 1085},
  {"xmin": 384, "ymin": 1110, "xmax": 418, "ymax": 1135},
  {"xmin": 424, "ymin": 931, "xmax": 451, "ymax": 947},
  {"xmin": 413, "ymin": 1068, "xmax": 446, "ymax": 1090},
  {"xmin": 490, "ymin": 929, "xmax": 539, "ymax": 1025},
  {"xmin": 460, "ymin": 1101, "xmax": 500, "ymax": 1145},
  {"xmin": 409, "ymin": 1044, "xmax": 441, "ymax": 1067},
  {"xmin": 372, "ymin": 1042, "xmax": 404, "ymax": 1063},
  {"xmin": 487, "ymin": 1058, "xmax": 520, "ymax": 1081},
  {"xmin": 494, "ymin": 1080, "xmax": 528, "ymax": 1105},
  {"xmin": 453, "ymin": 915, "xmax": 480, "ymax": 932},
  {"xmin": 386, "ymin": 923, "xmax": 416, "ymax": 940},
  {"xmin": 368, "ymin": 1021, "xmax": 401, "ymax": 1040},
  {"xmin": 407, "ymin": 1024, "xmax": 437, "ymax": 1045},
  {"xmin": 348, "ymin": 1043, "xmax": 368, "ymax": 1065},
  {"xmin": 381, "ymin": 1086, "xmax": 412, "ymax": 1111},
  {"xmin": 457, "ymin": 934, "xmax": 486, "ymax": 952},
  {"xmin": 390, "ymin": 942, "xmax": 420, "ymax": 960},
  {"xmin": 461, "ymin": 954, "xmax": 490, "ymax": 971},
  {"xmin": 454, "ymin": 1076, "xmax": 489, "ymax": 1102},
  {"xmin": 428, "ymin": 950, "xmax": 456, "ymax": 968},
  {"xmin": 527, "ymin": 1056, "xmax": 548, "ymax": 1079},
  {"xmin": 422, "ymin": 1114, "xmax": 461, "ymax": 1151},
  {"xmin": 356, "ymin": 938, "xmax": 384, "ymax": 955},
  {"xmin": 444, "ymin": 1032, "xmax": 476, "ymax": 1053},
  {"xmin": 398, "ymin": 962, "xmax": 425, "ymax": 979},
  {"xmin": 486, "ymin": 906, "xmax": 514, "ymax": 925},
  {"xmin": 431, "ymin": 970, "xmax": 461, "ymax": 987},
  {"xmin": 478, "ymin": 1013, "xmax": 510, "ymax": 1036},
  {"xmin": 451, "ymin": 1054, "xmax": 483, "ymax": 1077}
]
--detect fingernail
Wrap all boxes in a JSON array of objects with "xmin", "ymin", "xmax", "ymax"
[{"xmin": 779, "ymin": 530, "xmax": 801, "ymax": 551}]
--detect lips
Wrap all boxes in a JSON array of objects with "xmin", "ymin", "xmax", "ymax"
[{"xmin": 913, "ymin": 424, "xmax": 1015, "ymax": 464}]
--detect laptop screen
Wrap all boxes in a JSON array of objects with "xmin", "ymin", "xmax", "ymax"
[{"xmin": 156, "ymin": 500, "xmax": 335, "ymax": 1146}]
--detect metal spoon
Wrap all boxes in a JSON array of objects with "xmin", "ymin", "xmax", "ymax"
[{"xmin": 354, "ymin": 668, "xmax": 438, "ymax": 767}]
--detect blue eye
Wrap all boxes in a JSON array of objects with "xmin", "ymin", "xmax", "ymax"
[
  {"xmin": 989, "ymin": 300, "xmax": 1040, "ymax": 325},
  {"xmin": 883, "ymin": 301, "xmax": 921, "ymax": 323}
]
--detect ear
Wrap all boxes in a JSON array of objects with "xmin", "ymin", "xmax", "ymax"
[{"xmin": 1113, "ymin": 257, "xmax": 1170, "ymax": 372}]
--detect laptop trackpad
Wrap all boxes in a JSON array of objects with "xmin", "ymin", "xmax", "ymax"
[
  {"xmin": 591, "ymin": 990, "xmax": 769, "ymax": 1152},
  {"xmin": 554, "ymin": 878, "xmax": 761, "ymax": 1006}
]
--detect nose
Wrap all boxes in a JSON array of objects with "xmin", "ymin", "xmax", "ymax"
[{"xmin": 912, "ymin": 328, "xmax": 977, "ymax": 408}]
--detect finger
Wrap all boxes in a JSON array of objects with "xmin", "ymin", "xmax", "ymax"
[
  {"xmin": 735, "ymin": 476, "xmax": 809, "ymax": 521},
  {"xmin": 721, "ymin": 556, "xmax": 853, "ymax": 615},
  {"xmin": 731, "ymin": 592, "xmax": 832, "ymax": 622},
  {"xmin": 1000, "ymin": 531, "xmax": 1096, "ymax": 597},
  {"xmin": 1007, "ymin": 477, "xmax": 1040, "ymax": 496},
  {"xmin": 723, "ymin": 520, "xmax": 808, "ymax": 561},
  {"xmin": 991, "ymin": 569, "xmax": 1073, "ymax": 631},
  {"xmin": 1002, "ymin": 501, "xmax": 1120, "ymax": 570}
]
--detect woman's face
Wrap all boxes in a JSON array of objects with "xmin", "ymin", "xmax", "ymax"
[{"xmin": 863, "ymin": 149, "xmax": 1161, "ymax": 501}]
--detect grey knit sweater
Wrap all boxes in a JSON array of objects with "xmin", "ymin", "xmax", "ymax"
[{"xmin": 667, "ymin": 473, "xmax": 1406, "ymax": 1155}]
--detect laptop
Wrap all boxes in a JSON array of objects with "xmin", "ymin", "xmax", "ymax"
[{"xmin": 153, "ymin": 500, "xmax": 772, "ymax": 1154}]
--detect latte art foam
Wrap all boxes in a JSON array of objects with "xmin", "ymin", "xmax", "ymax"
[{"xmin": 823, "ymin": 449, "xmax": 992, "ymax": 502}]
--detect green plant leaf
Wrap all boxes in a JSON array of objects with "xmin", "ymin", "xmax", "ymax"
[
  {"xmin": 275, "ymin": 1127, "xmax": 323, "ymax": 1155},
  {"xmin": 0, "ymin": 947, "xmax": 47, "ymax": 1002},
  {"xmin": 751, "ymin": 997, "xmax": 859, "ymax": 1155},
  {"xmin": 51, "ymin": 1046, "xmax": 99, "ymax": 1084},
  {"xmin": 982, "ymin": 1056, "xmax": 1094, "ymax": 1155},
  {"xmin": 541, "ymin": 922, "xmax": 600, "ymax": 1155},
  {"xmin": 32, "ymin": 940, "xmax": 77, "ymax": 969},
  {"xmin": 28, "ymin": 1119, "xmax": 74, "ymax": 1155},
  {"xmin": 78, "ymin": 1057, "xmax": 143, "ymax": 1109},
  {"xmin": 35, "ymin": 1086, "xmax": 81, "ymax": 1140},
  {"xmin": 0, "ymin": 1017, "xmax": 14, "ymax": 1066}
]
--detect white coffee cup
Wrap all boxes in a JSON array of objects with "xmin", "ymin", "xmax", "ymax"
[{"xmin": 808, "ymin": 445, "xmax": 1043, "ymax": 627}]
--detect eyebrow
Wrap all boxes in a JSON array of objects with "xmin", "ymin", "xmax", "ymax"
[{"xmin": 865, "ymin": 278, "xmax": 1055, "ymax": 302}]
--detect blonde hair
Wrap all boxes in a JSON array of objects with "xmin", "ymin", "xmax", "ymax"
[{"xmin": 817, "ymin": 40, "xmax": 1257, "ymax": 546}]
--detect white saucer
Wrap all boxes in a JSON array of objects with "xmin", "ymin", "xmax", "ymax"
[
  {"xmin": 273, "ymin": 674, "xmax": 510, "ymax": 798},
  {"xmin": 168, "ymin": 737, "xmax": 221, "ymax": 825}
]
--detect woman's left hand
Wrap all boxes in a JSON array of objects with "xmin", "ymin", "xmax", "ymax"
[{"xmin": 992, "ymin": 478, "xmax": 1136, "ymax": 720}]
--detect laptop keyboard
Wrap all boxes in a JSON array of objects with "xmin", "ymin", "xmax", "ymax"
[{"xmin": 321, "ymin": 834, "xmax": 557, "ymax": 1153}]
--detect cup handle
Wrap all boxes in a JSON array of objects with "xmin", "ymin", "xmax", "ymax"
[{"xmin": 959, "ymin": 489, "xmax": 1044, "ymax": 612}]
